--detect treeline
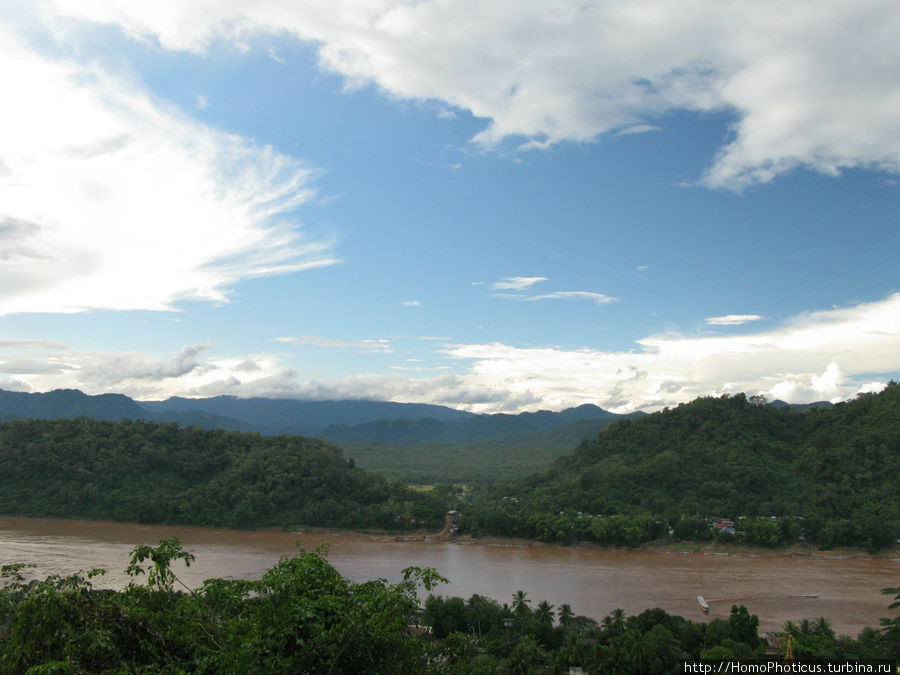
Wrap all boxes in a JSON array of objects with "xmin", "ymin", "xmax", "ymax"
[
  {"xmin": 2, "ymin": 539, "xmax": 898, "ymax": 673},
  {"xmin": 462, "ymin": 383, "xmax": 900, "ymax": 550},
  {"xmin": 422, "ymin": 591, "xmax": 898, "ymax": 671},
  {"xmin": 0, "ymin": 418, "xmax": 449, "ymax": 531}
]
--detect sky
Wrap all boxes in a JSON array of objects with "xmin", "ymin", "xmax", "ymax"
[{"xmin": 0, "ymin": 0, "xmax": 898, "ymax": 414}]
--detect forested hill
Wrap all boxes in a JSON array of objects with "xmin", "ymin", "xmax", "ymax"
[
  {"xmin": 464, "ymin": 383, "xmax": 900, "ymax": 549},
  {"xmin": 0, "ymin": 388, "xmax": 144, "ymax": 421},
  {"xmin": 0, "ymin": 418, "xmax": 448, "ymax": 530},
  {"xmin": 0, "ymin": 389, "xmax": 645, "ymax": 482}
]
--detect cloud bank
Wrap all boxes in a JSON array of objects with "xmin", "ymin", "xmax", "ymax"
[
  {"xmin": 443, "ymin": 292, "xmax": 900, "ymax": 411},
  {"xmin": 0, "ymin": 25, "xmax": 337, "ymax": 315},
  {"xmin": 3, "ymin": 293, "xmax": 897, "ymax": 413},
  {"xmin": 41, "ymin": 0, "xmax": 900, "ymax": 189}
]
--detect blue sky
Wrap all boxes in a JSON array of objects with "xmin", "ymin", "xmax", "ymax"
[{"xmin": 0, "ymin": 1, "xmax": 898, "ymax": 413}]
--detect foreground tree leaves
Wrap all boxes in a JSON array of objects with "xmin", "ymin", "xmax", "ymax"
[
  {"xmin": 0, "ymin": 539, "xmax": 442, "ymax": 674},
  {"xmin": 0, "ymin": 540, "xmax": 896, "ymax": 673}
]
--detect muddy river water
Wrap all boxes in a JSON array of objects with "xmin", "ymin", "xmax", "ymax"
[{"xmin": 1, "ymin": 516, "xmax": 897, "ymax": 636}]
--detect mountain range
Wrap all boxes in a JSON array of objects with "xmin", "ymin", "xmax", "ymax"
[
  {"xmin": 0, "ymin": 388, "xmax": 836, "ymax": 483},
  {"xmin": 0, "ymin": 387, "xmax": 639, "ymax": 446}
]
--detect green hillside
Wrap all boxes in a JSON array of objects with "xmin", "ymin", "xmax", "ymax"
[
  {"xmin": 0, "ymin": 418, "xmax": 448, "ymax": 531},
  {"xmin": 343, "ymin": 417, "xmax": 635, "ymax": 483},
  {"xmin": 462, "ymin": 383, "xmax": 900, "ymax": 549}
]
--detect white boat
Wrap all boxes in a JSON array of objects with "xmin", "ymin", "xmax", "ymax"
[{"xmin": 697, "ymin": 596, "xmax": 709, "ymax": 613}]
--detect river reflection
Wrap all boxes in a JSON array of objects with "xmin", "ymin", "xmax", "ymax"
[{"xmin": 1, "ymin": 516, "xmax": 897, "ymax": 636}]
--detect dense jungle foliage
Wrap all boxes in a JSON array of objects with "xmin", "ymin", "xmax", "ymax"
[
  {"xmin": 0, "ymin": 418, "xmax": 449, "ymax": 531},
  {"xmin": 340, "ymin": 419, "xmax": 609, "ymax": 484},
  {"xmin": 1, "ymin": 539, "xmax": 897, "ymax": 673},
  {"xmin": 461, "ymin": 383, "xmax": 900, "ymax": 550},
  {"xmin": 2, "ymin": 384, "xmax": 898, "ymax": 550}
]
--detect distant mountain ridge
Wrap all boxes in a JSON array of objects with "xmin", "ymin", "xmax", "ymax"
[
  {"xmin": 321, "ymin": 404, "xmax": 639, "ymax": 446},
  {"xmin": 0, "ymin": 388, "xmax": 838, "ymax": 449},
  {"xmin": 0, "ymin": 387, "xmax": 851, "ymax": 484},
  {"xmin": 138, "ymin": 395, "xmax": 475, "ymax": 436},
  {"xmin": 0, "ymin": 388, "xmax": 635, "ymax": 446},
  {"xmin": 768, "ymin": 399, "xmax": 833, "ymax": 412},
  {"xmin": 0, "ymin": 388, "xmax": 144, "ymax": 421}
]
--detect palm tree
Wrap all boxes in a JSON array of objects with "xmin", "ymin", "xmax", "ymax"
[
  {"xmin": 782, "ymin": 620, "xmax": 800, "ymax": 638},
  {"xmin": 602, "ymin": 608, "xmax": 627, "ymax": 636},
  {"xmin": 536, "ymin": 600, "xmax": 555, "ymax": 625},
  {"xmin": 466, "ymin": 594, "xmax": 493, "ymax": 637},
  {"xmin": 512, "ymin": 589, "xmax": 531, "ymax": 617},
  {"xmin": 508, "ymin": 634, "xmax": 544, "ymax": 675},
  {"xmin": 558, "ymin": 603, "xmax": 574, "ymax": 628},
  {"xmin": 624, "ymin": 628, "xmax": 649, "ymax": 673},
  {"xmin": 880, "ymin": 585, "xmax": 900, "ymax": 658},
  {"xmin": 813, "ymin": 617, "xmax": 834, "ymax": 639}
]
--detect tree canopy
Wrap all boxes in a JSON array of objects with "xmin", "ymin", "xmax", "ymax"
[
  {"xmin": 0, "ymin": 418, "xmax": 449, "ymax": 531},
  {"xmin": 462, "ymin": 383, "xmax": 900, "ymax": 549}
]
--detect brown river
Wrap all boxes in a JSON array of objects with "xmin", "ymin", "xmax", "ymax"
[{"xmin": 2, "ymin": 516, "xmax": 897, "ymax": 637}]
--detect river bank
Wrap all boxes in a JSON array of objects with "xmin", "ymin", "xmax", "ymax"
[
  {"xmin": 420, "ymin": 531, "xmax": 899, "ymax": 562},
  {"xmin": 3, "ymin": 515, "xmax": 898, "ymax": 637},
  {"xmin": 4, "ymin": 510, "xmax": 896, "ymax": 561}
]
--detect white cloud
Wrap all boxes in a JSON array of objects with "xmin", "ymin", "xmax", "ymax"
[
  {"xmin": 235, "ymin": 358, "xmax": 261, "ymax": 372},
  {"xmin": 3, "ymin": 294, "xmax": 898, "ymax": 413},
  {"xmin": 0, "ymin": 378, "xmax": 31, "ymax": 392},
  {"xmin": 487, "ymin": 276, "xmax": 617, "ymax": 306},
  {"xmin": 530, "ymin": 291, "xmax": 617, "ymax": 305},
  {"xmin": 616, "ymin": 124, "xmax": 662, "ymax": 136},
  {"xmin": 438, "ymin": 292, "xmax": 900, "ymax": 411},
  {"xmin": 0, "ymin": 26, "xmax": 337, "ymax": 316},
  {"xmin": 0, "ymin": 343, "xmax": 213, "ymax": 396},
  {"xmin": 403, "ymin": 300, "xmax": 422, "ymax": 307},
  {"xmin": 857, "ymin": 381, "xmax": 888, "ymax": 395},
  {"xmin": 39, "ymin": 0, "xmax": 900, "ymax": 189},
  {"xmin": 493, "ymin": 290, "xmax": 618, "ymax": 306},
  {"xmin": 275, "ymin": 335, "xmax": 393, "ymax": 352},
  {"xmin": 0, "ymin": 339, "xmax": 71, "ymax": 350},
  {"xmin": 490, "ymin": 276, "xmax": 548, "ymax": 291},
  {"xmin": 0, "ymin": 341, "xmax": 312, "ymax": 400},
  {"xmin": 706, "ymin": 314, "xmax": 763, "ymax": 326},
  {"xmin": 767, "ymin": 362, "xmax": 844, "ymax": 403}
]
